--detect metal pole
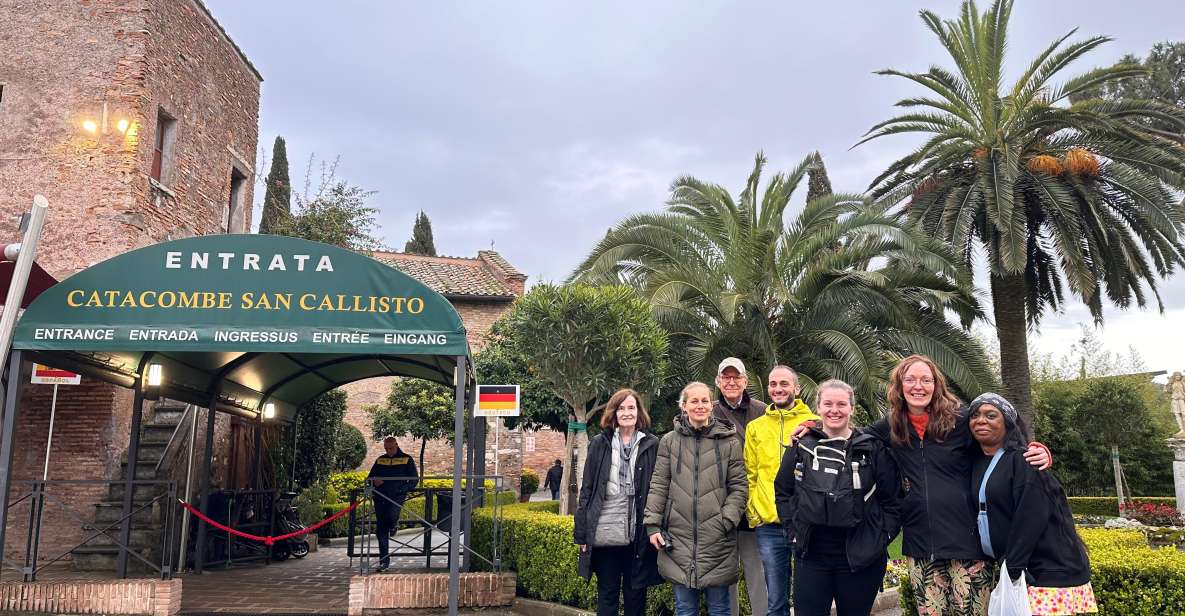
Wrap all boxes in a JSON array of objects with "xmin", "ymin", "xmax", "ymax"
[
  {"xmin": 194, "ymin": 392, "xmax": 219, "ymax": 574},
  {"xmin": 0, "ymin": 350, "xmax": 25, "ymax": 580},
  {"xmin": 290, "ymin": 418, "xmax": 298, "ymax": 492},
  {"xmin": 493, "ymin": 418, "xmax": 499, "ymax": 477},
  {"xmin": 0, "ymin": 196, "xmax": 48, "ymax": 368},
  {"xmin": 116, "ymin": 386, "xmax": 146, "ymax": 578},
  {"xmin": 41, "ymin": 384, "xmax": 57, "ymax": 480},
  {"xmin": 448, "ymin": 356, "xmax": 466, "ymax": 616},
  {"xmin": 177, "ymin": 405, "xmax": 198, "ymax": 572}
]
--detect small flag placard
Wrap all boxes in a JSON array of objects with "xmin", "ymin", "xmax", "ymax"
[
  {"xmin": 31, "ymin": 364, "xmax": 81, "ymax": 385},
  {"xmin": 475, "ymin": 384, "xmax": 520, "ymax": 417}
]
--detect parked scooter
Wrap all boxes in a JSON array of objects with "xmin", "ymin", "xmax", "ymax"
[{"xmin": 271, "ymin": 491, "xmax": 310, "ymax": 560}]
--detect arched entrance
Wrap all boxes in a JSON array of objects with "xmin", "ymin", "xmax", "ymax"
[{"xmin": 0, "ymin": 234, "xmax": 487, "ymax": 614}]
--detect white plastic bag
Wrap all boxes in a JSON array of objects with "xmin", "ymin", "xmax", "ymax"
[{"xmin": 987, "ymin": 561, "xmax": 1033, "ymax": 616}]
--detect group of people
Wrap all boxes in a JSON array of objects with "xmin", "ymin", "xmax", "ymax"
[{"xmin": 574, "ymin": 355, "xmax": 1098, "ymax": 616}]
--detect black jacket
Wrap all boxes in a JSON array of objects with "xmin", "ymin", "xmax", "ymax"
[
  {"xmin": 545, "ymin": 465, "xmax": 563, "ymax": 491},
  {"xmin": 972, "ymin": 448, "xmax": 1091, "ymax": 587},
  {"xmin": 367, "ymin": 450, "xmax": 418, "ymax": 502},
  {"xmin": 574, "ymin": 429, "xmax": 662, "ymax": 588},
  {"xmin": 868, "ymin": 413, "xmax": 985, "ymax": 561},
  {"xmin": 773, "ymin": 427, "xmax": 901, "ymax": 570}
]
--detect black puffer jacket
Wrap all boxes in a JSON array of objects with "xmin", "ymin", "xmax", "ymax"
[
  {"xmin": 867, "ymin": 413, "xmax": 985, "ymax": 561},
  {"xmin": 574, "ymin": 429, "xmax": 662, "ymax": 588},
  {"xmin": 773, "ymin": 427, "xmax": 902, "ymax": 570}
]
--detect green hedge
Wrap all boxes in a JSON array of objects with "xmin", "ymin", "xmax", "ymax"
[
  {"xmin": 897, "ymin": 529, "xmax": 1185, "ymax": 616},
  {"xmin": 471, "ymin": 501, "xmax": 751, "ymax": 616},
  {"xmin": 1067, "ymin": 497, "xmax": 1176, "ymax": 517},
  {"xmin": 317, "ymin": 486, "xmax": 515, "ymax": 538}
]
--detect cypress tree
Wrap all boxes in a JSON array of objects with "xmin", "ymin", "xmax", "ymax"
[
  {"xmin": 259, "ymin": 136, "xmax": 291, "ymax": 234},
  {"xmin": 806, "ymin": 151, "xmax": 833, "ymax": 203},
  {"xmin": 404, "ymin": 211, "xmax": 437, "ymax": 256}
]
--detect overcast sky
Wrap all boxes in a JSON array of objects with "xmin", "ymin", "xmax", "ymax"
[{"xmin": 207, "ymin": 1, "xmax": 1185, "ymax": 376}]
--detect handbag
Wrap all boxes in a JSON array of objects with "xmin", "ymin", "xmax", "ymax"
[
  {"xmin": 987, "ymin": 560, "xmax": 1032, "ymax": 616},
  {"xmin": 977, "ymin": 449, "xmax": 1005, "ymax": 557}
]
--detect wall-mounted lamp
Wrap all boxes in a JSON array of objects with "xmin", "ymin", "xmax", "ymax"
[
  {"xmin": 144, "ymin": 363, "xmax": 163, "ymax": 400},
  {"xmin": 81, "ymin": 120, "xmax": 98, "ymax": 134},
  {"xmin": 262, "ymin": 403, "xmax": 276, "ymax": 420},
  {"xmin": 116, "ymin": 118, "xmax": 129, "ymax": 134}
]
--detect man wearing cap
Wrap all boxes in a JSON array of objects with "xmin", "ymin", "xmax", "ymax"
[{"xmin": 712, "ymin": 357, "xmax": 768, "ymax": 616}]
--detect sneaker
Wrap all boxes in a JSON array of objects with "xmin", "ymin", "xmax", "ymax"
[{"xmin": 375, "ymin": 563, "xmax": 390, "ymax": 573}]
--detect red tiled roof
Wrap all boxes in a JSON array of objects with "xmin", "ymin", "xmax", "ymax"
[{"xmin": 372, "ymin": 251, "xmax": 520, "ymax": 300}]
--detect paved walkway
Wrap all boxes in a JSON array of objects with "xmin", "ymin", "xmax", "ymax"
[{"xmin": 180, "ymin": 546, "xmax": 354, "ymax": 614}]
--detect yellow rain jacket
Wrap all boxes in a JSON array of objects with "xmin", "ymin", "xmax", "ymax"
[{"xmin": 744, "ymin": 400, "xmax": 818, "ymax": 526}]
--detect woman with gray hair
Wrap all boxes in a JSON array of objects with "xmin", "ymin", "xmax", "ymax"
[{"xmin": 773, "ymin": 379, "xmax": 901, "ymax": 616}]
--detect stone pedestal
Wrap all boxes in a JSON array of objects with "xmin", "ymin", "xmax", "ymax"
[{"xmin": 1169, "ymin": 437, "xmax": 1185, "ymax": 518}]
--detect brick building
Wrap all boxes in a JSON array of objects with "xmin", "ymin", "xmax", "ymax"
[
  {"xmin": 342, "ymin": 250, "xmax": 567, "ymax": 495},
  {"xmin": 0, "ymin": 0, "xmax": 261, "ymax": 563}
]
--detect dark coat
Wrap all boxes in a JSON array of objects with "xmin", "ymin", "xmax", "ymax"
[
  {"xmin": 712, "ymin": 391, "xmax": 766, "ymax": 531},
  {"xmin": 773, "ymin": 427, "xmax": 902, "ymax": 570},
  {"xmin": 867, "ymin": 413, "xmax": 986, "ymax": 561},
  {"xmin": 643, "ymin": 415, "xmax": 748, "ymax": 589},
  {"xmin": 545, "ymin": 465, "xmax": 563, "ymax": 491},
  {"xmin": 973, "ymin": 448, "xmax": 1091, "ymax": 587},
  {"xmin": 366, "ymin": 450, "xmax": 418, "ymax": 503},
  {"xmin": 574, "ymin": 429, "xmax": 662, "ymax": 588}
]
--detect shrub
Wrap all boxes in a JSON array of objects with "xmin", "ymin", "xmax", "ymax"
[
  {"xmin": 1067, "ymin": 497, "xmax": 1176, "ymax": 517},
  {"xmin": 1122, "ymin": 502, "xmax": 1184, "ymax": 527},
  {"xmin": 334, "ymin": 423, "xmax": 368, "ymax": 471},
  {"xmin": 471, "ymin": 501, "xmax": 750, "ymax": 616},
  {"xmin": 898, "ymin": 528, "xmax": 1185, "ymax": 615},
  {"xmin": 521, "ymin": 468, "xmax": 540, "ymax": 496}
]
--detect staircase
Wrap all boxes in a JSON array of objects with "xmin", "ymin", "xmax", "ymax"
[{"xmin": 72, "ymin": 399, "xmax": 191, "ymax": 572}]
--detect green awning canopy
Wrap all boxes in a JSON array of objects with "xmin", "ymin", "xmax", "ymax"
[{"xmin": 11, "ymin": 234, "xmax": 472, "ymax": 422}]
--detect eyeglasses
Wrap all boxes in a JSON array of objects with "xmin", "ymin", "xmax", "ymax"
[
  {"xmin": 902, "ymin": 377, "xmax": 935, "ymax": 386},
  {"xmin": 719, "ymin": 375, "xmax": 745, "ymax": 383}
]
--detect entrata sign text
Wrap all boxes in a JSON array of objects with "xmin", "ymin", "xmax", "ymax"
[{"xmin": 12, "ymin": 234, "xmax": 470, "ymax": 356}]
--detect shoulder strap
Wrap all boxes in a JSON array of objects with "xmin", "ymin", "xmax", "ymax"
[{"xmin": 978, "ymin": 449, "xmax": 1005, "ymax": 506}]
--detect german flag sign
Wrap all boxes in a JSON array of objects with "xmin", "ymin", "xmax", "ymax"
[{"xmin": 476, "ymin": 385, "xmax": 520, "ymax": 417}]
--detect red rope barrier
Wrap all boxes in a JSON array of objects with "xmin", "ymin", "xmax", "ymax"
[{"xmin": 178, "ymin": 498, "xmax": 362, "ymax": 546}]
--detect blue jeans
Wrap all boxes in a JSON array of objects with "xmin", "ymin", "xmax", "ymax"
[
  {"xmin": 672, "ymin": 583, "xmax": 730, "ymax": 616},
  {"xmin": 754, "ymin": 524, "xmax": 790, "ymax": 616}
]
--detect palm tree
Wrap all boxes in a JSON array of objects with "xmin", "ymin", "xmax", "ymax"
[
  {"xmin": 572, "ymin": 152, "xmax": 996, "ymax": 413},
  {"xmin": 859, "ymin": 0, "xmax": 1185, "ymax": 427}
]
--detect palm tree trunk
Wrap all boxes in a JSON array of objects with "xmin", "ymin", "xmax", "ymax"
[{"xmin": 991, "ymin": 273, "xmax": 1036, "ymax": 438}]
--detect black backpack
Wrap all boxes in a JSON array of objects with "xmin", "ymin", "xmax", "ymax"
[{"xmin": 792, "ymin": 432, "xmax": 875, "ymax": 528}]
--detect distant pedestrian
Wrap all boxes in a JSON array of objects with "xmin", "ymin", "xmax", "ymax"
[
  {"xmin": 545, "ymin": 459, "xmax": 564, "ymax": 500},
  {"xmin": 367, "ymin": 436, "xmax": 417, "ymax": 572},
  {"xmin": 575, "ymin": 389, "xmax": 663, "ymax": 616}
]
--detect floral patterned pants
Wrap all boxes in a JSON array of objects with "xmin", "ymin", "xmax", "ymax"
[{"xmin": 906, "ymin": 557, "xmax": 994, "ymax": 616}]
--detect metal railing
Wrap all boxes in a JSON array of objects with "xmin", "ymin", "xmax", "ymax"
[
  {"xmin": 345, "ymin": 475, "xmax": 504, "ymax": 574},
  {"xmin": 190, "ymin": 488, "xmax": 276, "ymax": 570},
  {"xmin": 3, "ymin": 479, "xmax": 178, "ymax": 581}
]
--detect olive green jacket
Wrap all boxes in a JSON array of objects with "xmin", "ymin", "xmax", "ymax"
[{"xmin": 643, "ymin": 414, "xmax": 748, "ymax": 589}]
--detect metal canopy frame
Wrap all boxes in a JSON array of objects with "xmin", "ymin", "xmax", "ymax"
[{"xmin": 0, "ymin": 235, "xmax": 486, "ymax": 616}]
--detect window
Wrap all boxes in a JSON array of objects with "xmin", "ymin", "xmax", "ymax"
[
  {"xmin": 227, "ymin": 167, "xmax": 247, "ymax": 232},
  {"xmin": 150, "ymin": 108, "xmax": 177, "ymax": 184}
]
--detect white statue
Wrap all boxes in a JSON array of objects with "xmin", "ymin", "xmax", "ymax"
[{"xmin": 1169, "ymin": 371, "xmax": 1185, "ymax": 437}]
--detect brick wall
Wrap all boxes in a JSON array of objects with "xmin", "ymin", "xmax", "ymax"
[
  {"xmin": 0, "ymin": 0, "xmax": 258, "ymax": 564},
  {"xmin": 0, "ymin": 578, "xmax": 181, "ymax": 615},
  {"xmin": 3, "ymin": 377, "xmax": 134, "ymax": 561},
  {"xmin": 520, "ymin": 427, "xmax": 569, "ymax": 485},
  {"xmin": 348, "ymin": 572, "xmax": 515, "ymax": 613}
]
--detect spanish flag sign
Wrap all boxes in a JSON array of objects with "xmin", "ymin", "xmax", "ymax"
[{"xmin": 475, "ymin": 384, "xmax": 520, "ymax": 417}]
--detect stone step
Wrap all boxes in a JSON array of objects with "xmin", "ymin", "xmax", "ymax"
[
  {"xmin": 69, "ymin": 546, "xmax": 159, "ymax": 573},
  {"xmin": 115, "ymin": 461, "xmax": 159, "ymax": 481},
  {"xmin": 107, "ymin": 482, "xmax": 169, "ymax": 503},
  {"xmin": 139, "ymin": 425, "xmax": 177, "ymax": 446},
  {"xmin": 119, "ymin": 443, "xmax": 167, "ymax": 465},
  {"xmin": 77, "ymin": 526, "xmax": 159, "ymax": 549},
  {"xmin": 92, "ymin": 501, "xmax": 163, "ymax": 526}
]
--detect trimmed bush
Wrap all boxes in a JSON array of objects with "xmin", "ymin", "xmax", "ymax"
[
  {"xmin": 471, "ymin": 501, "xmax": 750, "ymax": 616},
  {"xmin": 898, "ymin": 528, "xmax": 1185, "ymax": 615},
  {"xmin": 521, "ymin": 468, "xmax": 540, "ymax": 496},
  {"xmin": 1067, "ymin": 497, "xmax": 1176, "ymax": 517}
]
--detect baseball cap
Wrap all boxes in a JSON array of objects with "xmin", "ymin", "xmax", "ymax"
[{"xmin": 717, "ymin": 357, "xmax": 747, "ymax": 376}]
